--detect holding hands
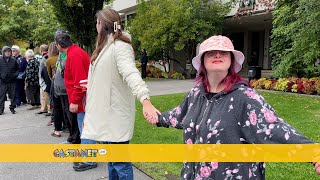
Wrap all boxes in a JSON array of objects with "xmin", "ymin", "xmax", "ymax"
[
  {"xmin": 315, "ymin": 162, "xmax": 320, "ymax": 175},
  {"xmin": 142, "ymin": 99, "xmax": 160, "ymax": 125}
]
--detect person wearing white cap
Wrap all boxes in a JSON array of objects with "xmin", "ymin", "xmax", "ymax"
[
  {"xmin": 148, "ymin": 36, "xmax": 319, "ymax": 179},
  {"xmin": 12, "ymin": 45, "xmax": 28, "ymax": 106}
]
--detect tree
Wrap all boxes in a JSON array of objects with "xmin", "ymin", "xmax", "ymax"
[
  {"xmin": 0, "ymin": 0, "xmax": 31, "ymax": 46},
  {"xmin": 271, "ymin": 0, "xmax": 320, "ymax": 78},
  {"xmin": 48, "ymin": 0, "xmax": 111, "ymax": 53},
  {"xmin": 0, "ymin": 0, "xmax": 61, "ymax": 47},
  {"xmin": 130, "ymin": 0, "xmax": 230, "ymax": 73},
  {"xmin": 28, "ymin": 0, "xmax": 62, "ymax": 45}
]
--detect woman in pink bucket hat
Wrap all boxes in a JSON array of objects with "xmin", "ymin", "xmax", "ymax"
[{"xmin": 147, "ymin": 35, "xmax": 319, "ymax": 179}]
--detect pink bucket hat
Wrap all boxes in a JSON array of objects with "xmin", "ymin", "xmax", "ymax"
[{"xmin": 192, "ymin": 35, "xmax": 245, "ymax": 73}]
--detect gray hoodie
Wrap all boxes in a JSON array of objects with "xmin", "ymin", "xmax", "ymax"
[{"xmin": 53, "ymin": 53, "xmax": 67, "ymax": 96}]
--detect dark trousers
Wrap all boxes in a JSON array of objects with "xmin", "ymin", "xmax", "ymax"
[
  {"xmin": 52, "ymin": 95, "xmax": 68, "ymax": 130},
  {"xmin": 26, "ymin": 85, "xmax": 40, "ymax": 106},
  {"xmin": 0, "ymin": 82, "xmax": 16, "ymax": 111},
  {"xmin": 60, "ymin": 95, "xmax": 80, "ymax": 144},
  {"xmin": 15, "ymin": 79, "xmax": 27, "ymax": 105},
  {"xmin": 52, "ymin": 95, "xmax": 63, "ymax": 131},
  {"xmin": 141, "ymin": 64, "xmax": 147, "ymax": 79}
]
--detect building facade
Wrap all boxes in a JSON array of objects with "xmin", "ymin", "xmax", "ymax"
[{"xmin": 112, "ymin": 0, "xmax": 274, "ymax": 76}]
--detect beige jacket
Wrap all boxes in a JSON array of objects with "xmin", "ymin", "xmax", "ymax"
[{"xmin": 81, "ymin": 33, "xmax": 150, "ymax": 142}]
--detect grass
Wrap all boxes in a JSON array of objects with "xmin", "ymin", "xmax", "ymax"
[{"xmin": 131, "ymin": 91, "xmax": 320, "ymax": 180}]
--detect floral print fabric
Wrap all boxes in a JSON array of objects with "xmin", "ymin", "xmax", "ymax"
[
  {"xmin": 157, "ymin": 82, "xmax": 314, "ymax": 180},
  {"xmin": 25, "ymin": 58, "xmax": 39, "ymax": 86}
]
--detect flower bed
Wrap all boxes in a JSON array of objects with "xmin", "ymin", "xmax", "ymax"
[
  {"xmin": 136, "ymin": 61, "xmax": 185, "ymax": 80},
  {"xmin": 250, "ymin": 77, "xmax": 320, "ymax": 95}
]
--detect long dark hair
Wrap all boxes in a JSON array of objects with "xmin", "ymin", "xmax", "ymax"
[{"xmin": 91, "ymin": 8, "xmax": 132, "ymax": 64}]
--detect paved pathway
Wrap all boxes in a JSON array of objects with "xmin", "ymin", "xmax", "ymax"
[{"xmin": 0, "ymin": 79, "xmax": 194, "ymax": 180}]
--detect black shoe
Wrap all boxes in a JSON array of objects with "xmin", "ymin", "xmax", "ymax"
[
  {"xmin": 73, "ymin": 162, "xmax": 80, "ymax": 167},
  {"xmin": 62, "ymin": 127, "xmax": 69, "ymax": 133},
  {"xmin": 73, "ymin": 162, "xmax": 97, "ymax": 172},
  {"xmin": 67, "ymin": 136, "xmax": 73, "ymax": 143},
  {"xmin": 36, "ymin": 111, "xmax": 47, "ymax": 114},
  {"xmin": 0, "ymin": 112, "xmax": 3, "ymax": 115},
  {"xmin": 10, "ymin": 109, "xmax": 16, "ymax": 114}
]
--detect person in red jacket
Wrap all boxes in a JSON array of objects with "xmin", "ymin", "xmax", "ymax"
[{"xmin": 55, "ymin": 32, "xmax": 97, "ymax": 171}]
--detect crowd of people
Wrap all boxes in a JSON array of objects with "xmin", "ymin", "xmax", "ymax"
[{"xmin": 0, "ymin": 7, "xmax": 319, "ymax": 180}]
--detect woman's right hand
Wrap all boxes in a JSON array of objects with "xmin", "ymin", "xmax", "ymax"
[{"xmin": 142, "ymin": 99, "xmax": 160, "ymax": 125}]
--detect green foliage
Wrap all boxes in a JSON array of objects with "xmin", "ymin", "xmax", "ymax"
[
  {"xmin": 273, "ymin": 78, "xmax": 290, "ymax": 91},
  {"xmin": 30, "ymin": 0, "xmax": 62, "ymax": 44},
  {"xmin": 130, "ymin": 0, "xmax": 230, "ymax": 63},
  {"xmin": 271, "ymin": 0, "xmax": 320, "ymax": 78},
  {"xmin": 171, "ymin": 72, "xmax": 185, "ymax": 80},
  {"xmin": 161, "ymin": 72, "xmax": 169, "ymax": 79},
  {"xmin": 291, "ymin": 84, "xmax": 298, "ymax": 93},
  {"xmin": 48, "ymin": 0, "xmax": 110, "ymax": 52},
  {"xmin": 0, "ymin": 0, "xmax": 61, "ymax": 47}
]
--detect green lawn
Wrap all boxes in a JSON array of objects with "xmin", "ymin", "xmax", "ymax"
[{"xmin": 131, "ymin": 91, "xmax": 320, "ymax": 180}]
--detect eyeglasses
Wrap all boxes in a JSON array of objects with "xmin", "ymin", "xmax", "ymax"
[{"xmin": 205, "ymin": 50, "xmax": 230, "ymax": 57}]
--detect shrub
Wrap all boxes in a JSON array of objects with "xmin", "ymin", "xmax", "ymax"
[
  {"xmin": 291, "ymin": 84, "xmax": 298, "ymax": 93},
  {"xmin": 274, "ymin": 78, "xmax": 290, "ymax": 91},
  {"xmin": 264, "ymin": 79, "xmax": 273, "ymax": 90},
  {"xmin": 250, "ymin": 78, "xmax": 267, "ymax": 89},
  {"xmin": 302, "ymin": 80, "xmax": 316, "ymax": 95},
  {"xmin": 250, "ymin": 79, "xmax": 259, "ymax": 88},
  {"xmin": 297, "ymin": 81, "xmax": 304, "ymax": 93},
  {"xmin": 286, "ymin": 81, "xmax": 295, "ymax": 92},
  {"xmin": 172, "ymin": 72, "xmax": 185, "ymax": 80},
  {"xmin": 315, "ymin": 81, "xmax": 320, "ymax": 95},
  {"xmin": 161, "ymin": 72, "xmax": 169, "ymax": 79},
  {"xmin": 251, "ymin": 77, "xmax": 320, "ymax": 95}
]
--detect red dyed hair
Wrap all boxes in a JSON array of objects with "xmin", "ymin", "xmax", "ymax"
[{"xmin": 195, "ymin": 53, "xmax": 245, "ymax": 94}]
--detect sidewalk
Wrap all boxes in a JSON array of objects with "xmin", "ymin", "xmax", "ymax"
[{"xmin": 0, "ymin": 79, "xmax": 194, "ymax": 180}]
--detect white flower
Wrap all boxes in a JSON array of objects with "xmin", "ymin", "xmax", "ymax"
[
  {"xmin": 246, "ymin": 121, "xmax": 250, "ymax": 126},
  {"xmin": 190, "ymin": 122, "xmax": 194, "ymax": 128},
  {"xmin": 285, "ymin": 132, "xmax": 290, "ymax": 140},
  {"xmin": 269, "ymin": 124, "xmax": 275, "ymax": 129}
]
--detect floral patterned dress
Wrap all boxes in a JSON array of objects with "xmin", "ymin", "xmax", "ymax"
[
  {"xmin": 157, "ymin": 82, "xmax": 314, "ymax": 180},
  {"xmin": 25, "ymin": 58, "xmax": 40, "ymax": 86}
]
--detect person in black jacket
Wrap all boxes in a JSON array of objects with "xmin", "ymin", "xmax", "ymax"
[
  {"xmin": 0, "ymin": 46, "xmax": 19, "ymax": 115},
  {"xmin": 140, "ymin": 49, "xmax": 148, "ymax": 79},
  {"xmin": 12, "ymin": 45, "xmax": 28, "ymax": 106}
]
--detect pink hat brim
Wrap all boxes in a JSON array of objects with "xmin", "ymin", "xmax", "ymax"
[{"xmin": 192, "ymin": 49, "xmax": 245, "ymax": 73}]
